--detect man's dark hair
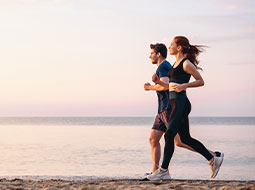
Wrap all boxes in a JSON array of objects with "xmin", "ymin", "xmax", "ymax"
[{"xmin": 150, "ymin": 43, "xmax": 167, "ymax": 58}]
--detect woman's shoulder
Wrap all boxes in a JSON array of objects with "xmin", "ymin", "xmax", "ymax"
[{"xmin": 183, "ymin": 59, "xmax": 195, "ymax": 68}]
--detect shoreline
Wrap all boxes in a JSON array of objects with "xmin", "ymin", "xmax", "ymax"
[{"xmin": 1, "ymin": 178, "xmax": 254, "ymax": 190}]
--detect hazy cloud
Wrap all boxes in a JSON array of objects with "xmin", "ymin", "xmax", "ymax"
[
  {"xmin": 226, "ymin": 4, "xmax": 238, "ymax": 10},
  {"xmin": 199, "ymin": 32, "xmax": 255, "ymax": 44},
  {"xmin": 0, "ymin": 0, "xmax": 74, "ymax": 10},
  {"xmin": 227, "ymin": 61, "xmax": 255, "ymax": 65}
]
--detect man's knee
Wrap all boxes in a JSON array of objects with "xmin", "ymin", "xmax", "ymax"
[
  {"xmin": 149, "ymin": 130, "xmax": 164, "ymax": 145},
  {"xmin": 149, "ymin": 136, "xmax": 160, "ymax": 146}
]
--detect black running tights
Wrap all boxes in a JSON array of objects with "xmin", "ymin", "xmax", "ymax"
[{"xmin": 161, "ymin": 92, "xmax": 213, "ymax": 169}]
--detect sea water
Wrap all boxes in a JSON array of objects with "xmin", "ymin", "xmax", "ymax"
[{"xmin": 0, "ymin": 117, "xmax": 254, "ymax": 181}]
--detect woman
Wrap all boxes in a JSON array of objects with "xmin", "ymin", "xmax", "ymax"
[{"xmin": 147, "ymin": 36, "xmax": 223, "ymax": 180}]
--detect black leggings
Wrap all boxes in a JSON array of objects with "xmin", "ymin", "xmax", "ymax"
[{"xmin": 161, "ymin": 91, "xmax": 213, "ymax": 169}]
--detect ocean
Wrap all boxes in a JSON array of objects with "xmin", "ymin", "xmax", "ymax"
[{"xmin": 0, "ymin": 117, "xmax": 254, "ymax": 181}]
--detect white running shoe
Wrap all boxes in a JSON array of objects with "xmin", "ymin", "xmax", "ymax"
[
  {"xmin": 210, "ymin": 155, "xmax": 224, "ymax": 178},
  {"xmin": 219, "ymin": 152, "xmax": 224, "ymax": 158},
  {"xmin": 215, "ymin": 151, "xmax": 224, "ymax": 158},
  {"xmin": 143, "ymin": 172, "xmax": 152, "ymax": 178},
  {"xmin": 147, "ymin": 168, "xmax": 171, "ymax": 181}
]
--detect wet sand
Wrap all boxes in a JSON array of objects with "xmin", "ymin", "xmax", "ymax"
[{"xmin": 0, "ymin": 178, "xmax": 254, "ymax": 190}]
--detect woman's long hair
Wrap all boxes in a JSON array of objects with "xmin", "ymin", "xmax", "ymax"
[{"xmin": 174, "ymin": 36, "xmax": 205, "ymax": 70}]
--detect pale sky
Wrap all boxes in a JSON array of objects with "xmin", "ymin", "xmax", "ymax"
[{"xmin": 0, "ymin": 0, "xmax": 254, "ymax": 117}]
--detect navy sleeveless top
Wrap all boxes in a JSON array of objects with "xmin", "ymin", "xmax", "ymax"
[{"xmin": 169, "ymin": 58, "xmax": 191, "ymax": 84}]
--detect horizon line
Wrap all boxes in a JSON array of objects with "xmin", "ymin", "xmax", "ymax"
[{"xmin": 0, "ymin": 116, "xmax": 254, "ymax": 118}]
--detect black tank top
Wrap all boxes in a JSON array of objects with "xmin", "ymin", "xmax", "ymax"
[{"xmin": 169, "ymin": 58, "xmax": 191, "ymax": 84}]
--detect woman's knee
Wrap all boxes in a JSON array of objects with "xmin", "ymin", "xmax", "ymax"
[
  {"xmin": 164, "ymin": 130, "xmax": 175, "ymax": 141},
  {"xmin": 179, "ymin": 136, "xmax": 192, "ymax": 145}
]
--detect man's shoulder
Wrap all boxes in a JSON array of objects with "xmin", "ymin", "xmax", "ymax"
[
  {"xmin": 158, "ymin": 60, "xmax": 172, "ymax": 70},
  {"xmin": 163, "ymin": 60, "xmax": 171, "ymax": 67}
]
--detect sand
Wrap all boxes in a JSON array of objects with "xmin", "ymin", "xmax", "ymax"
[{"xmin": 0, "ymin": 179, "xmax": 254, "ymax": 190}]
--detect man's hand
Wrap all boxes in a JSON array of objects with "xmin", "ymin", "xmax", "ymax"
[
  {"xmin": 152, "ymin": 73, "xmax": 160, "ymax": 84},
  {"xmin": 144, "ymin": 82, "xmax": 151, "ymax": 91}
]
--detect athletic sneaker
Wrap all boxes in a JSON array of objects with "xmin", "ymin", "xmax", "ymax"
[
  {"xmin": 215, "ymin": 151, "xmax": 224, "ymax": 158},
  {"xmin": 143, "ymin": 172, "xmax": 152, "ymax": 178},
  {"xmin": 146, "ymin": 168, "xmax": 171, "ymax": 181},
  {"xmin": 210, "ymin": 155, "xmax": 224, "ymax": 178}
]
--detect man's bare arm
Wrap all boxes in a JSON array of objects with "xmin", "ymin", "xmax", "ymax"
[{"xmin": 144, "ymin": 76, "xmax": 169, "ymax": 91}]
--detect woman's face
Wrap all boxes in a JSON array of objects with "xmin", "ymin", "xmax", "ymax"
[{"xmin": 169, "ymin": 40, "xmax": 178, "ymax": 55}]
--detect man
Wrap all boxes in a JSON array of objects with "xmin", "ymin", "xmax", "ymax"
[{"xmin": 144, "ymin": 43, "xmax": 222, "ymax": 176}]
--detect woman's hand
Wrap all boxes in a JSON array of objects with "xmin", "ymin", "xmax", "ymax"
[
  {"xmin": 152, "ymin": 73, "xmax": 160, "ymax": 84},
  {"xmin": 172, "ymin": 83, "xmax": 187, "ymax": 92}
]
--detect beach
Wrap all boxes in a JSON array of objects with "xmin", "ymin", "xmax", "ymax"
[{"xmin": 0, "ymin": 179, "xmax": 255, "ymax": 190}]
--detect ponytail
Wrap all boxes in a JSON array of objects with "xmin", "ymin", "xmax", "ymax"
[{"xmin": 174, "ymin": 36, "xmax": 205, "ymax": 70}]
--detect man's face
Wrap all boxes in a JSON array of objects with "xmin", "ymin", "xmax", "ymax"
[
  {"xmin": 169, "ymin": 40, "xmax": 178, "ymax": 55},
  {"xmin": 149, "ymin": 49, "xmax": 158, "ymax": 64}
]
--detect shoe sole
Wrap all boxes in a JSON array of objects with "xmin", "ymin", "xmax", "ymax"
[
  {"xmin": 147, "ymin": 175, "xmax": 171, "ymax": 181},
  {"xmin": 162, "ymin": 175, "xmax": 171, "ymax": 180}
]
